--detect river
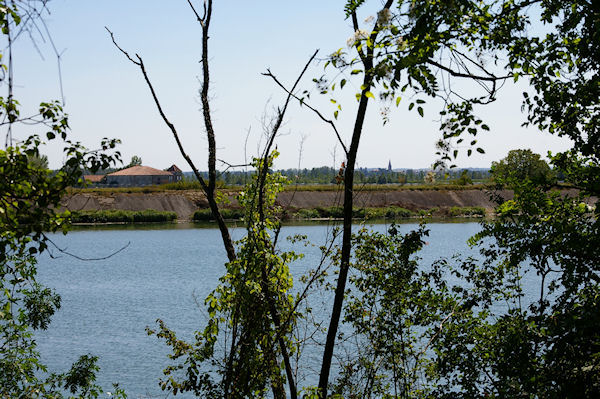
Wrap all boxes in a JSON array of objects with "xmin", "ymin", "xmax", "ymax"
[{"xmin": 35, "ymin": 221, "xmax": 484, "ymax": 398}]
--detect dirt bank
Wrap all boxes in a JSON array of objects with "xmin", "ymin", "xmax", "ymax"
[
  {"xmin": 277, "ymin": 189, "xmax": 510, "ymax": 211},
  {"xmin": 63, "ymin": 188, "xmax": 511, "ymax": 221}
]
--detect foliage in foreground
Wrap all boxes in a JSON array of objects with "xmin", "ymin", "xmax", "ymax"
[
  {"xmin": 0, "ymin": 2, "xmax": 126, "ymax": 397},
  {"xmin": 0, "ymin": 134, "xmax": 126, "ymax": 399},
  {"xmin": 330, "ymin": 160, "xmax": 600, "ymax": 398},
  {"xmin": 149, "ymin": 152, "xmax": 303, "ymax": 397}
]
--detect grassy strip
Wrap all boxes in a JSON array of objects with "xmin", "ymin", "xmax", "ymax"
[
  {"xmin": 72, "ymin": 182, "xmax": 493, "ymax": 195},
  {"xmin": 282, "ymin": 183, "xmax": 493, "ymax": 192},
  {"xmin": 193, "ymin": 206, "xmax": 486, "ymax": 222},
  {"xmin": 71, "ymin": 209, "xmax": 177, "ymax": 224}
]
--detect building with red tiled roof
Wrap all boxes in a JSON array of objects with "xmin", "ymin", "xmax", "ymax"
[
  {"xmin": 165, "ymin": 164, "xmax": 183, "ymax": 182},
  {"xmin": 106, "ymin": 165, "xmax": 178, "ymax": 187},
  {"xmin": 166, "ymin": 164, "xmax": 182, "ymax": 173}
]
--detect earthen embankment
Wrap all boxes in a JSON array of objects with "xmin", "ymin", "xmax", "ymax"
[{"xmin": 62, "ymin": 188, "xmax": 510, "ymax": 221}]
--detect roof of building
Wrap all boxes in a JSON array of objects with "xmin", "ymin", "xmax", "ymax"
[
  {"xmin": 83, "ymin": 175, "xmax": 105, "ymax": 183},
  {"xmin": 166, "ymin": 164, "xmax": 182, "ymax": 173},
  {"xmin": 107, "ymin": 165, "xmax": 174, "ymax": 176}
]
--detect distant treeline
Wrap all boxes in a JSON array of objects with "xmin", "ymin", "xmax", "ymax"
[
  {"xmin": 182, "ymin": 167, "xmax": 491, "ymax": 186},
  {"xmin": 82, "ymin": 166, "xmax": 491, "ymax": 187}
]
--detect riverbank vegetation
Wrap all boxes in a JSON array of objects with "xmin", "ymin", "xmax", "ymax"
[
  {"xmin": 192, "ymin": 205, "xmax": 485, "ymax": 222},
  {"xmin": 71, "ymin": 210, "xmax": 177, "ymax": 224}
]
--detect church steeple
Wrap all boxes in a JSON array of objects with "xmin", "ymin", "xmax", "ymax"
[{"xmin": 388, "ymin": 160, "xmax": 392, "ymax": 172}]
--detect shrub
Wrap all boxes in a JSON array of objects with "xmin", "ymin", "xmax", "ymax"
[
  {"xmin": 448, "ymin": 206, "xmax": 486, "ymax": 217},
  {"xmin": 192, "ymin": 208, "xmax": 245, "ymax": 221},
  {"xmin": 294, "ymin": 209, "xmax": 320, "ymax": 219},
  {"xmin": 315, "ymin": 206, "xmax": 345, "ymax": 218},
  {"xmin": 418, "ymin": 207, "xmax": 439, "ymax": 216},
  {"xmin": 71, "ymin": 210, "xmax": 177, "ymax": 223},
  {"xmin": 365, "ymin": 207, "xmax": 414, "ymax": 219}
]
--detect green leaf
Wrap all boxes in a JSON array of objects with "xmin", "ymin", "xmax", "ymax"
[
  {"xmin": 476, "ymin": 147, "xmax": 485, "ymax": 154},
  {"xmin": 408, "ymin": 103, "xmax": 414, "ymax": 111},
  {"xmin": 395, "ymin": 97, "xmax": 401, "ymax": 107},
  {"xmin": 340, "ymin": 79, "xmax": 347, "ymax": 89},
  {"xmin": 365, "ymin": 91, "xmax": 375, "ymax": 99},
  {"xmin": 418, "ymin": 106, "xmax": 424, "ymax": 117}
]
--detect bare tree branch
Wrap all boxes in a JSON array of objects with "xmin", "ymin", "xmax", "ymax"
[
  {"xmin": 250, "ymin": 49, "xmax": 320, "ymax": 399},
  {"xmin": 263, "ymin": 65, "xmax": 349, "ymax": 156},
  {"xmin": 44, "ymin": 234, "xmax": 131, "ymax": 261},
  {"xmin": 317, "ymin": 1, "xmax": 394, "ymax": 396},
  {"xmin": 426, "ymin": 58, "xmax": 512, "ymax": 83},
  {"xmin": 106, "ymin": 26, "xmax": 236, "ymax": 262}
]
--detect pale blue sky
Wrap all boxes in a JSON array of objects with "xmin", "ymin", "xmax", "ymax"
[{"xmin": 10, "ymin": 0, "xmax": 571, "ymax": 170}]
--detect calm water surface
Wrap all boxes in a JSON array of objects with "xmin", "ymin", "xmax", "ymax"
[{"xmin": 35, "ymin": 222, "xmax": 483, "ymax": 398}]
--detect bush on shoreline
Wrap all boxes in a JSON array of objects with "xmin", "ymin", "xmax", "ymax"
[
  {"xmin": 448, "ymin": 206, "xmax": 486, "ymax": 217},
  {"xmin": 192, "ymin": 208, "xmax": 245, "ymax": 221},
  {"xmin": 192, "ymin": 205, "xmax": 486, "ymax": 222},
  {"xmin": 72, "ymin": 206, "xmax": 487, "ymax": 224},
  {"xmin": 71, "ymin": 210, "xmax": 177, "ymax": 224}
]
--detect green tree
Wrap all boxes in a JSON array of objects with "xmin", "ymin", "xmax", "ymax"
[
  {"xmin": 429, "ymin": 173, "xmax": 600, "ymax": 398},
  {"xmin": 128, "ymin": 155, "xmax": 142, "ymax": 167},
  {"xmin": 455, "ymin": 170, "xmax": 473, "ymax": 186},
  {"xmin": 325, "ymin": 1, "xmax": 600, "ymax": 395},
  {"xmin": 149, "ymin": 151, "xmax": 304, "ymax": 398},
  {"xmin": 309, "ymin": 1, "xmax": 598, "ymax": 397},
  {"xmin": 491, "ymin": 149, "xmax": 556, "ymax": 188},
  {"xmin": 27, "ymin": 153, "xmax": 49, "ymax": 169},
  {"xmin": 0, "ymin": 2, "xmax": 125, "ymax": 397}
]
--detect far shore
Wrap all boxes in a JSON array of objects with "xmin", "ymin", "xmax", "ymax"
[{"xmin": 63, "ymin": 186, "xmax": 514, "ymax": 223}]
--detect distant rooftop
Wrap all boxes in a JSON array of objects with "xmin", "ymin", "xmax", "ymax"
[
  {"xmin": 107, "ymin": 165, "xmax": 174, "ymax": 176},
  {"xmin": 166, "ymin": 164, "xmax": 182, "ymax": 173}
]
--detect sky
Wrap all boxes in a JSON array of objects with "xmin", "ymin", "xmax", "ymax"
[{"xmin": 8, "ymin": 0, "xmax": 572, "ymax": 171}]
